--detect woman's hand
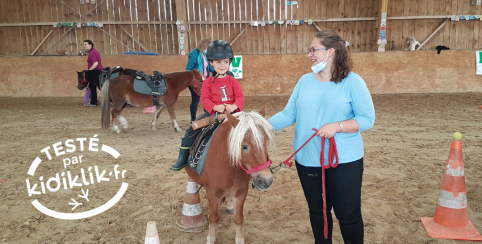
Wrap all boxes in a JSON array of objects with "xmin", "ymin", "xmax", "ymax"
[
  {"xmin": 225, "ymin": 104, "xmax": 238, "ymax": 113},
  {"xmin": 316, "ymin": 123, "xmax": 339, "ymax": 138},
  {"xmin": 213, "ymin": 104, "xmax": 225, "ymax": 113}
]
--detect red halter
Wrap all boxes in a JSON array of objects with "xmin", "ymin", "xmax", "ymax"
[
  {"xmin": 79, "ymin": 72, "xmax": 89, "ymax": 89},
  {"xmin": 191, "ymin": 73, "xmax": 202, "ymax": 96},
  {"xmin": 238, "ymin": 157, "xmax": 272, "ymax": 175}
]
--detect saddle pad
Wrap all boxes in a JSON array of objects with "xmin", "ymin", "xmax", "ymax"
[
  {"xmin": 133, "ymin": 73, "xmax": 168, "ymax": 96},
  {"xmin": 110, "ymin": 72, "xmax": 120, "ymax": 79},
  {"xmin": 133, "ymin": 78, "xmax": 154, "ymax": 95},
  {"xmin": 188, "ymin": 125, "xmax": 221, "ymax": 176}
]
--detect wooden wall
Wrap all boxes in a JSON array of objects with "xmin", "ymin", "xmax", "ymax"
[
  {"xmin": 0, "ymin": 0, "xmax": 178, "ymax": 56},
  {"xmin": 0, "ymin": 0, "xmax": 481, "ymax": 56},
  {"xmin": 186, "ymin": 0, "xmax": 380, "ymax": 54},
  {"xmin": 387, "ymin": 0, "xmax": 482, "ymax": 51},
  {"xmin": 1, "ymin": 50, "xmax": 481, "ymax": 97}
]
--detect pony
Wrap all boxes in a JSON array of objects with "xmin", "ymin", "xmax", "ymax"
[
  {"xmin": 185, "ymin": 107, "xmax": 275, "ymax": 244},
  {"xmin": 77, "ymin": 68, "xmax": 137, "ymax": 90},
  {"xmin": 101, "ymin": 69, "xmax": 204, "ymax": 133}
]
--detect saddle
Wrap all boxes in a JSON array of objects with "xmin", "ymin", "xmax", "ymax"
[
  {"xmin": 99, "ymin": 66, "xmax": 124, "ymax": 89},
  {"xmin": 188, "ymin": 117, "xmax": 224, "ymax": 176},
  {"xmin": 133, "ymin": 70, "xmax": 168, "ymax": 106}
]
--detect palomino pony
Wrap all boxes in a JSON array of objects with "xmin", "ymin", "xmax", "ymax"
[
  {"xmin": 77, "ymin": 68, "xmax": 137, "ymax": 90},
  {"xmin": 185, "ymin": 108, "xmax": 275, "ymax": 244},
  {"xmin": 101, "ymin": 69, "xmax": 203, "ymax": 133}
]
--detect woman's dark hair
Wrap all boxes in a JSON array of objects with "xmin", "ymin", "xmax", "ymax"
[
  {"xmin": 315, "ymin": 30, "xmax": 353, "ymax": 83},
  {"xmin": 84, "ymin": 40, "xmax": 94, "ymax": 49}
]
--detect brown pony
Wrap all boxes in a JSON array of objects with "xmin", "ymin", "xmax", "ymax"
[
  {"xmin": 101, "ymin": 69, "xmax": 203, "ymax": 133},
  {"xmin": 185, "ymin": 108, "xmax": 275, "ymax": 244}
]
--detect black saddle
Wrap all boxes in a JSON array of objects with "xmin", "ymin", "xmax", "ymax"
[
  {"xmin": 99, "ymin": 66, "xmax": 124, "ymax": 89},
  {"xmin": 188, "ymin": 118, "xmax": 224, "ymax": 176},
  {"xmin": 133, "ymin": 70, "xmax": 168, "ymax": 106},
  {"xmin": 436, "ymin": 46, "xmax": 450, "ymax": 54}
]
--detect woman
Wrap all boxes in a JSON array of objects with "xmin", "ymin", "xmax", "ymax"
[
  {"xmin": 268, "ymin": 30, "xmax": 375, "ymax": 243},
  {"xmin": 83, "ymin": 40, "xmax": 103, "ymax": 107}
]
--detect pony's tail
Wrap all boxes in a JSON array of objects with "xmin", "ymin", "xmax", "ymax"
[{"xmin": 101, "ymin": 79, "xmax": 111, "ymax": 129}]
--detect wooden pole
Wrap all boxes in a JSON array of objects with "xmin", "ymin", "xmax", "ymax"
[
  {"xmin": 117, "ymin": 25, "xmax": 148, "ymax": 52},
  {"xmin": 376, "ymin": 0, "xmax": 389, "ymax": 52},
  {"xmin": 312, "ymin": 23, "xmax": 322, "ymax": 31},
  {"xmin": 416, "ymin": 19, "xmax": 449, "ymax": 50},
  {"xmin": 230, "ymin": 25, "xmax": 249, "ymax": 46},
  {"xmin": 31, "ymin": 29, "xmax": 54, "ymax": 55},
  {"xmin": 175, "ymin": 0, "xmax": 189, "ymax": 55}
]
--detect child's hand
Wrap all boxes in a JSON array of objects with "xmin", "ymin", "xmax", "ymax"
[
  {"xmin": 225, "ymin": 104, "xmax": 238, "ymax": 113},
  {"xmin": 213, "ymin": 104, "xmax": 225, "ymax": 113}
]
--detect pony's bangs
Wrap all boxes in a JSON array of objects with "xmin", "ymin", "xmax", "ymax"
[{"xmin": 227, "ymin": 111, "xmax": 274, "ymax": 164}]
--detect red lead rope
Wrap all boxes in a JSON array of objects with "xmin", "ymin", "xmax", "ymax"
[
  {"xmin": 320, "ymin": 133, "xmax": 339, "ymax": 239},
  {"xmin": 281, "ymin": 128, "xmax": 339, "ymax": 239}
]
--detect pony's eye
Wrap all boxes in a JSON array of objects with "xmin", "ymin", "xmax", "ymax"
[{"xmin": 242, "ymin": 145, "xmax": 248, "ymax": 151}]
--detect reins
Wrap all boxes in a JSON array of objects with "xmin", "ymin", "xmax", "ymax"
[{"xmin": 273, "ymin": 128, "xmax": 339, "ymax": 239}]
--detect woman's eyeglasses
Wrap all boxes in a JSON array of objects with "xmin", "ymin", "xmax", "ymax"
[{"xmin": 308, "ymin": 47, "xmax": 329, "ymax": 54}]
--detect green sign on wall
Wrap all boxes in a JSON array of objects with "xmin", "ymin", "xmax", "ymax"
[
  {"xmin": 229, "ymin": 55, "xmax": 243, "ymax": 79},
  {"xmin": 477, "ymin": 51, "xmax": 482, "ymax": 75}
]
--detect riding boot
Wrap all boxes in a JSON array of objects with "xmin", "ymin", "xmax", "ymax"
[{"xmin": 170, "ymin": 148, "xmax": 190, "ymax": 171}]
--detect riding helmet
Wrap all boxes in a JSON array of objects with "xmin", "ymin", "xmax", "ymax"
[{"xmin": 206, "ymin": 40, "xmax": 234, "ymax": 61}]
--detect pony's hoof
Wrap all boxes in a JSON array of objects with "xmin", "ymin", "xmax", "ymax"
[
  {"xmin": 151, "ymin": 127, "xmax": 157, "ymax": 132},
  {"xmin": 175, "ymin": 128, "xmax": 184, "ymax": 133},
  {"xmin": 226, "ymin": 208, "xmax": 234, "ymax": 215},
  {"xmin": 206, "ymin": 236, "xmax": 215, "ymax": 244},
  {"xmin": 235, "ymin": 237, "xmax": 245, "ymax": 244}
]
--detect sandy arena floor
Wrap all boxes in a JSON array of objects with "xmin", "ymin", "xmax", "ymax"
[{"xmin": 0, "ymin": 94, "xmax": 481, "ymax": 244}]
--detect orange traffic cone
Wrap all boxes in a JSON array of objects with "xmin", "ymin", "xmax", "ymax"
[
  {"xmin": 175, "ymin": 177, "xmax": 207, "ymax": 232},
  {"xmin": 421, "ymin": 132, "xmax": 482, "ymax": 241}
]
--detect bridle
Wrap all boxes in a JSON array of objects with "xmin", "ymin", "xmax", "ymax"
[
  {"xmin": 191, "ymin": 72, "xmax": 203, "ymax": 96},
  {"xmin": 237, "ymin": 157, "xmax": 272, "ymax": 175},
  {"xmin": 78, "ymin": 72, "xmax": 89, "ymax": 89}
]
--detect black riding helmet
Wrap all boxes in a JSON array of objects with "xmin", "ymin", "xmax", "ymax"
[{"xmin": 206, "ymin": 40, "xmax": 234, "ymax": 61}]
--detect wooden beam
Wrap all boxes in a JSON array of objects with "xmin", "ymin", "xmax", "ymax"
[
  {"xmin": 0, "ymin": 16, "xmax": 460, "ymax": 28},
  {"xmin": 312, "ymin": 23, "xmax": 322, "ymax": 31},
  {"xmin": 417, "ymin": 19, "xmax": 449, "ymax": 50},
  {"xmin": 0, "ymin": 21, "xmax": 177, "ymax": 27},
  {"xmin": 175, "ymin": 0, "xmax": 189, "ymax": 54},
  {"xmin": 117, "ymin": 25, "xmax": 148, "ymax": 52},
  {"xmin": 31, "ymin": 29, "xmax": 54, "ymax": 55},
  {"xmin": 377, "ymin": 0, "xmax": 389, "ymax": 52},
  {"xmin": 387, "ymin": 15, "xmax": 452, "ymax": 20},
  {"xmin": 230, "ymin": 25, "xmax": 249, "ymax": 46},
  {"xmin": 313, "ymin": 18, "xmax": 378, "ymax": 22}
]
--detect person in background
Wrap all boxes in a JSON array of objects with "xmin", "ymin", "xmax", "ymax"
[{"xmin": 83, "ymin": 40, "xmax": 103, "ymax": 107}]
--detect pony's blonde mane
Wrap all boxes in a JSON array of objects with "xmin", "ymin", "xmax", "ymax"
[{"xmin": 227, "ymin": 111, "xmax": 274, "ymax": 164}]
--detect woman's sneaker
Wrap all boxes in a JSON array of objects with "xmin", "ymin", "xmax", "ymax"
[{"xmin": 84, "ymin": 103, "xmax": 96, "ymax": 107}]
